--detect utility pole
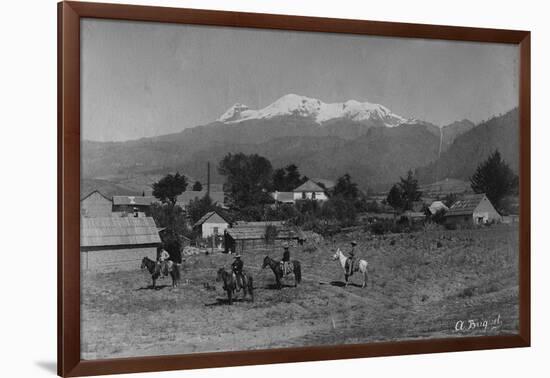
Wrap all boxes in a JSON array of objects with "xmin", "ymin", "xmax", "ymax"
[{"xmin": 207, "ymin": 161, "xmax": 211, "ymax": 198}]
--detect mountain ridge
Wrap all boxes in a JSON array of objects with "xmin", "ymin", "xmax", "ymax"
[{"xmin": 217, "ymin": 93, "xmax": 410, "ymax": 127}]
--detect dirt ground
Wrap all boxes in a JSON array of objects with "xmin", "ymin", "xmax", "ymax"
[{"xmin": 81, "ymin": 225, "xmax": 519, "ymax": 360}]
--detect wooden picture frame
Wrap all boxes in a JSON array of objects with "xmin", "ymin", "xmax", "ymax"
[{"xmin": 58, "ymin": 1, "xmax": 530, "ymax": 376}]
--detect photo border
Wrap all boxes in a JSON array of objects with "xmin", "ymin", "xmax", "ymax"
[{"xmin": 58, "ymin": 1, "xmax": 531, "ymax": 376}]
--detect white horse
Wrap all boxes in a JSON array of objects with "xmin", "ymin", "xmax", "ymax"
[{"xmin": 332, "ymin": 248, "xmax": 368, "ymax": 288}]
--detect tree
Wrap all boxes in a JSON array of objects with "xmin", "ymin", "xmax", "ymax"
[
  {"xmin": 187, "ymin": 195, "xmax": 219, "ymax": 224},
  {"xmin": 192, "ymin": 181, "xmax": 203, "ymax": 191},
  {"xmin": 333, "ymin": 173, "xmax": 359, "ymax": 200},
  {"xmin": 470, "ymin": 150, "xmax": 518, "ymax": 209},
  {"xmin": 152, "ymin": 172, "xmax": 188, "ymax": 205},
  {"xmin": 150, "ymin": 202, "xmax": 188, "ymax": 263},
  {"xmin": 386, "ymin": 184, "xmax": 404, "ymax": 211},
  {"xmin": 398, "ymin": 170, "xmax": 422, "ymax": 211},
  {"xmin": 218, "ymin": 153, "xmax": 274, "ymax": 208},
  {"xmin": 272, "ymin": 164, "xmax": 307, "ymax": 191}
]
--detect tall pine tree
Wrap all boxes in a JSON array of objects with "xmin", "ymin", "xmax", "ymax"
[{"xmin": 470, "ymin": 150, "xmax": 518, "ymax": 209}]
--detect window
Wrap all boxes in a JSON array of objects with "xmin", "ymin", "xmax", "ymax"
[
  {"xmin": 312, "ymin": 192, "xmax": 316, "ymax": 200},
  {"xmin": 213, "ymin": 227, "xmax": 219, "ymax": 235},
  {"xmin": 302, "ymin": 192, "xmax": 306, "ymax": 199}
]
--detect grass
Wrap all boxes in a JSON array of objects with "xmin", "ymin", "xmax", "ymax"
[{"xmin": 81, "ymin": 224, "xmax": 519, "ymax": 359}]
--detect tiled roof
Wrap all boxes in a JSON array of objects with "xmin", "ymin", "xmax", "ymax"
[
  {"xmin": 81, "ymin": 190, "xmax": 111, "ymax": 202},
  {"xmin": 293, "ymin": 180, "xmax": 325, "ymax": 193},
  {"xmin": 112, "ymin": 196, "xmax": 156, "ymax": 206},
  {"xmin": 81, "ymin": 217, "xmax": 161, "ymax": 247},
  {"xmin": 446, "ymin": 194, "xmax": 486, "ymax": 216},
  {"xmin": 193, "ymin": 211, "xmax": 229, "ymax": 227}
]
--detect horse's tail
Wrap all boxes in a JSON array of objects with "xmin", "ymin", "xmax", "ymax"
[
  {"xmin": 248, "ymin": 275, "xmax": 254, "ymax": 301},
  {"xmin": 173, "ymin": 263, "xmax": 181, "ymax": 282},
  {"xmin": 248, "ymin": 274, "xmax": 254, "ymax": 289},
  {"xmin": 294, "ymin": 261, "xmax": 302, "ymax": 283}
]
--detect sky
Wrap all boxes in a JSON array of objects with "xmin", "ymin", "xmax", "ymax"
[{"xmin": 81, "ymin": 19, "xmax": 519, "ymax": 142}]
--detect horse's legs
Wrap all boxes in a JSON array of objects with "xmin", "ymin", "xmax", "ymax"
[
  {"xmin": 228, "ymin": 289, "xmax": 233, "ymax": 305},
  {"xmin": 344, "ymin": 274, "xmax": 349, "ymax": 287}
]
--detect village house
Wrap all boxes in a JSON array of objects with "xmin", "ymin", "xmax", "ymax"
[
  {"xmin": 112, "ymin": 195, "xmax": 156, "ymax": 217},
  {"xmin": 293, "ymin": 180, "xmax": 328, "ymax": 202},
  {"xmin": 445, "ymin": 193, "xmax": 501, "ymax": 225},
  {"xmin": 80, "ymin": 217, "xmax": 161, "ymax": 271},
  {"xmin": 428, "ymin": 200, "xmax": 449, "ymax": 215},
  {"xmin": 224, "ymin": 221, "xmax": 300, "ymax": 254},
  {"xmin": 271, "ymin": 191, "xmax": 295, "ymax": 205},
  {"xmin": 193, "ymin": 210, "xmax": 230, "ymax": 239},
  {"xmin": 81, "ymin": 190, "xmax": 113, "ymax": 218}
]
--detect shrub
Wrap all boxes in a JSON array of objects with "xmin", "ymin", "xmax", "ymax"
[{"xmin": 371, "ymin": 221, "xmax": 388, "ymax": 235}]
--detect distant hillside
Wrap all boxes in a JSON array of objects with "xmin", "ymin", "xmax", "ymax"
[
  {"xmin": 417, "ymin": 109, "xmax": 519, "ymax": 184},
  {"xmin": 80, "ymin": 94, "xmax": 516, "ymax": 194}
]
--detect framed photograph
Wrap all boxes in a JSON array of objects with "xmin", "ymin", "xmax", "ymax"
[{"xmin": 58, "ymin": 1, "xmax": 530, "ymax": 376}]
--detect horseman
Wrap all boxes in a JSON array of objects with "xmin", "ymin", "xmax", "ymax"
[
  {"xmin": 281, "ymin": 243, "xmax": 291, "ymax": 275},
  {"xmin": 231, "ymin": 253, "xmax": 244, "ymax": 290},
  {"xmin": 346, "ymin": 241, "xmax": 357, "ymax": 276},
  {"xmin": 157, "ymin": 247, "xmax": 171, "ymax": 277}
]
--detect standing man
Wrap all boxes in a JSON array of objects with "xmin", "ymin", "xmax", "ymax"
[
  {"xmin": 231, "ymin": 253, "xmax": 244, "ymax": 290},
  {"xmin": 347, "ymin": 241, "xmax": 357, "ymax": 276},
  {"xmin": 281, "ymin": 243, "xmax": 291, "ymax": 275}
]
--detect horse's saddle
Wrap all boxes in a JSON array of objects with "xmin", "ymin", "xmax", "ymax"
[
  {"xmin": 345, "ymin": 258, "xmax": 357, "ymax": 276},
  {"xmin": 232, "ymin": 272, "xmax": 246, "ymax": 290},
  {"xmin": 280, "ymin": 261, "xmax": 293, "ymax": 276},
  {"xmin": 159, "ymin": 260, "xmax": 174, "ymax": 276}
]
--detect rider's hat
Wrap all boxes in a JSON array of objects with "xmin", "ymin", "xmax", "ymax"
[
  {"xmin": 351, "ymin": 240, "xmax": 357, "ymax": 246},
  {"xmin": 282, "ymin": 242, "xmax": 289, "ymax": 249},
  {"xmin": 235, "ymin": 253, "xmax": 241, "ymax": 258}
]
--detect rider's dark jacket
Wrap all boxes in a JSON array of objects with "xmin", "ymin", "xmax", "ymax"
[
  {"xmin": 282, "ymin": 249, "xmax": 290, "ymax": 262},
  {"xmin": 231, "ymin": 258, "xmax": 243, "ymax": 274}
]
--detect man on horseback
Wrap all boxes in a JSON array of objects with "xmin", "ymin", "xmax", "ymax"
[
  {"xmin": 157, "ymin": 247, "xmax": 170, "ymax": 278},
  {"xmin": 281, "ymin": 243, "xmax": 291, "ymax": 276},
  {"xmin": 231, "ymin": 253, "xmax": 244, "ymax": 291},
  {"xmin": 346, "ymin": 241, "xmax": 357, "ymax": 276}
]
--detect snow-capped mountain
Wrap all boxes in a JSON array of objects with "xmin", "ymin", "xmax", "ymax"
[{"xmin": 217, "ymin": 94, "xmax": 410, "ymax": 127}]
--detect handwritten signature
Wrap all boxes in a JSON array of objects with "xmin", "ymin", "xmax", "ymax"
[{"xmin": 454, "ymin": 314, "xmax": 502, "ymax": 333}]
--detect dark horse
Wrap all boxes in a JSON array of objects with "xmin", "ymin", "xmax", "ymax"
[
  {"xmin": 262, "ymin": 256, "xmax": 301, "ymax": 289},
  {"xmin": 141, "ymin": 257, "xmax": 180, "ymax": 289},
  {"xmin": 216, "ymin": 268, "xmax": 254, "ymax": 305}
]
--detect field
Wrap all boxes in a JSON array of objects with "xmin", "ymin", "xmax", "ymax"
[{"xmin": 81, "ymin": 225, "xmax": 519, "ymax": 360}]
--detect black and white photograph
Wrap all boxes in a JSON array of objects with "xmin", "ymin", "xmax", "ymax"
[{"xmin": 79, "ymin": 18, "xmax": 520, "ymax": 360}]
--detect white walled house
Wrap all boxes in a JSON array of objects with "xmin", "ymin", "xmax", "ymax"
[
  {"xmin": 293, "ymin": 180, "xmax": 328, "ymax": 201},
  {"xmin": 193, "ymin": 211, "xmax": 230, "ymax": 238},
  {"xmin": 445, "ymin": 194, "xmax": 502, "ymax": 225}
]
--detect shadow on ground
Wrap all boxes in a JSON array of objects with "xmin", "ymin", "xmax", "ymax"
[
  {"xmin": 204, "ymin": 297, "xmax": 253, "ymax": 306},
  {"xmin": 136, "ymin": 284, "xmax": 171, "ymax": 291},
  {"xmin": 327, "ymin": 280, "xmax": 362, "ymax": 288},
  {"xmin": 264, "ymin": 283, "xmax": 296, "ymax": 290}
]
